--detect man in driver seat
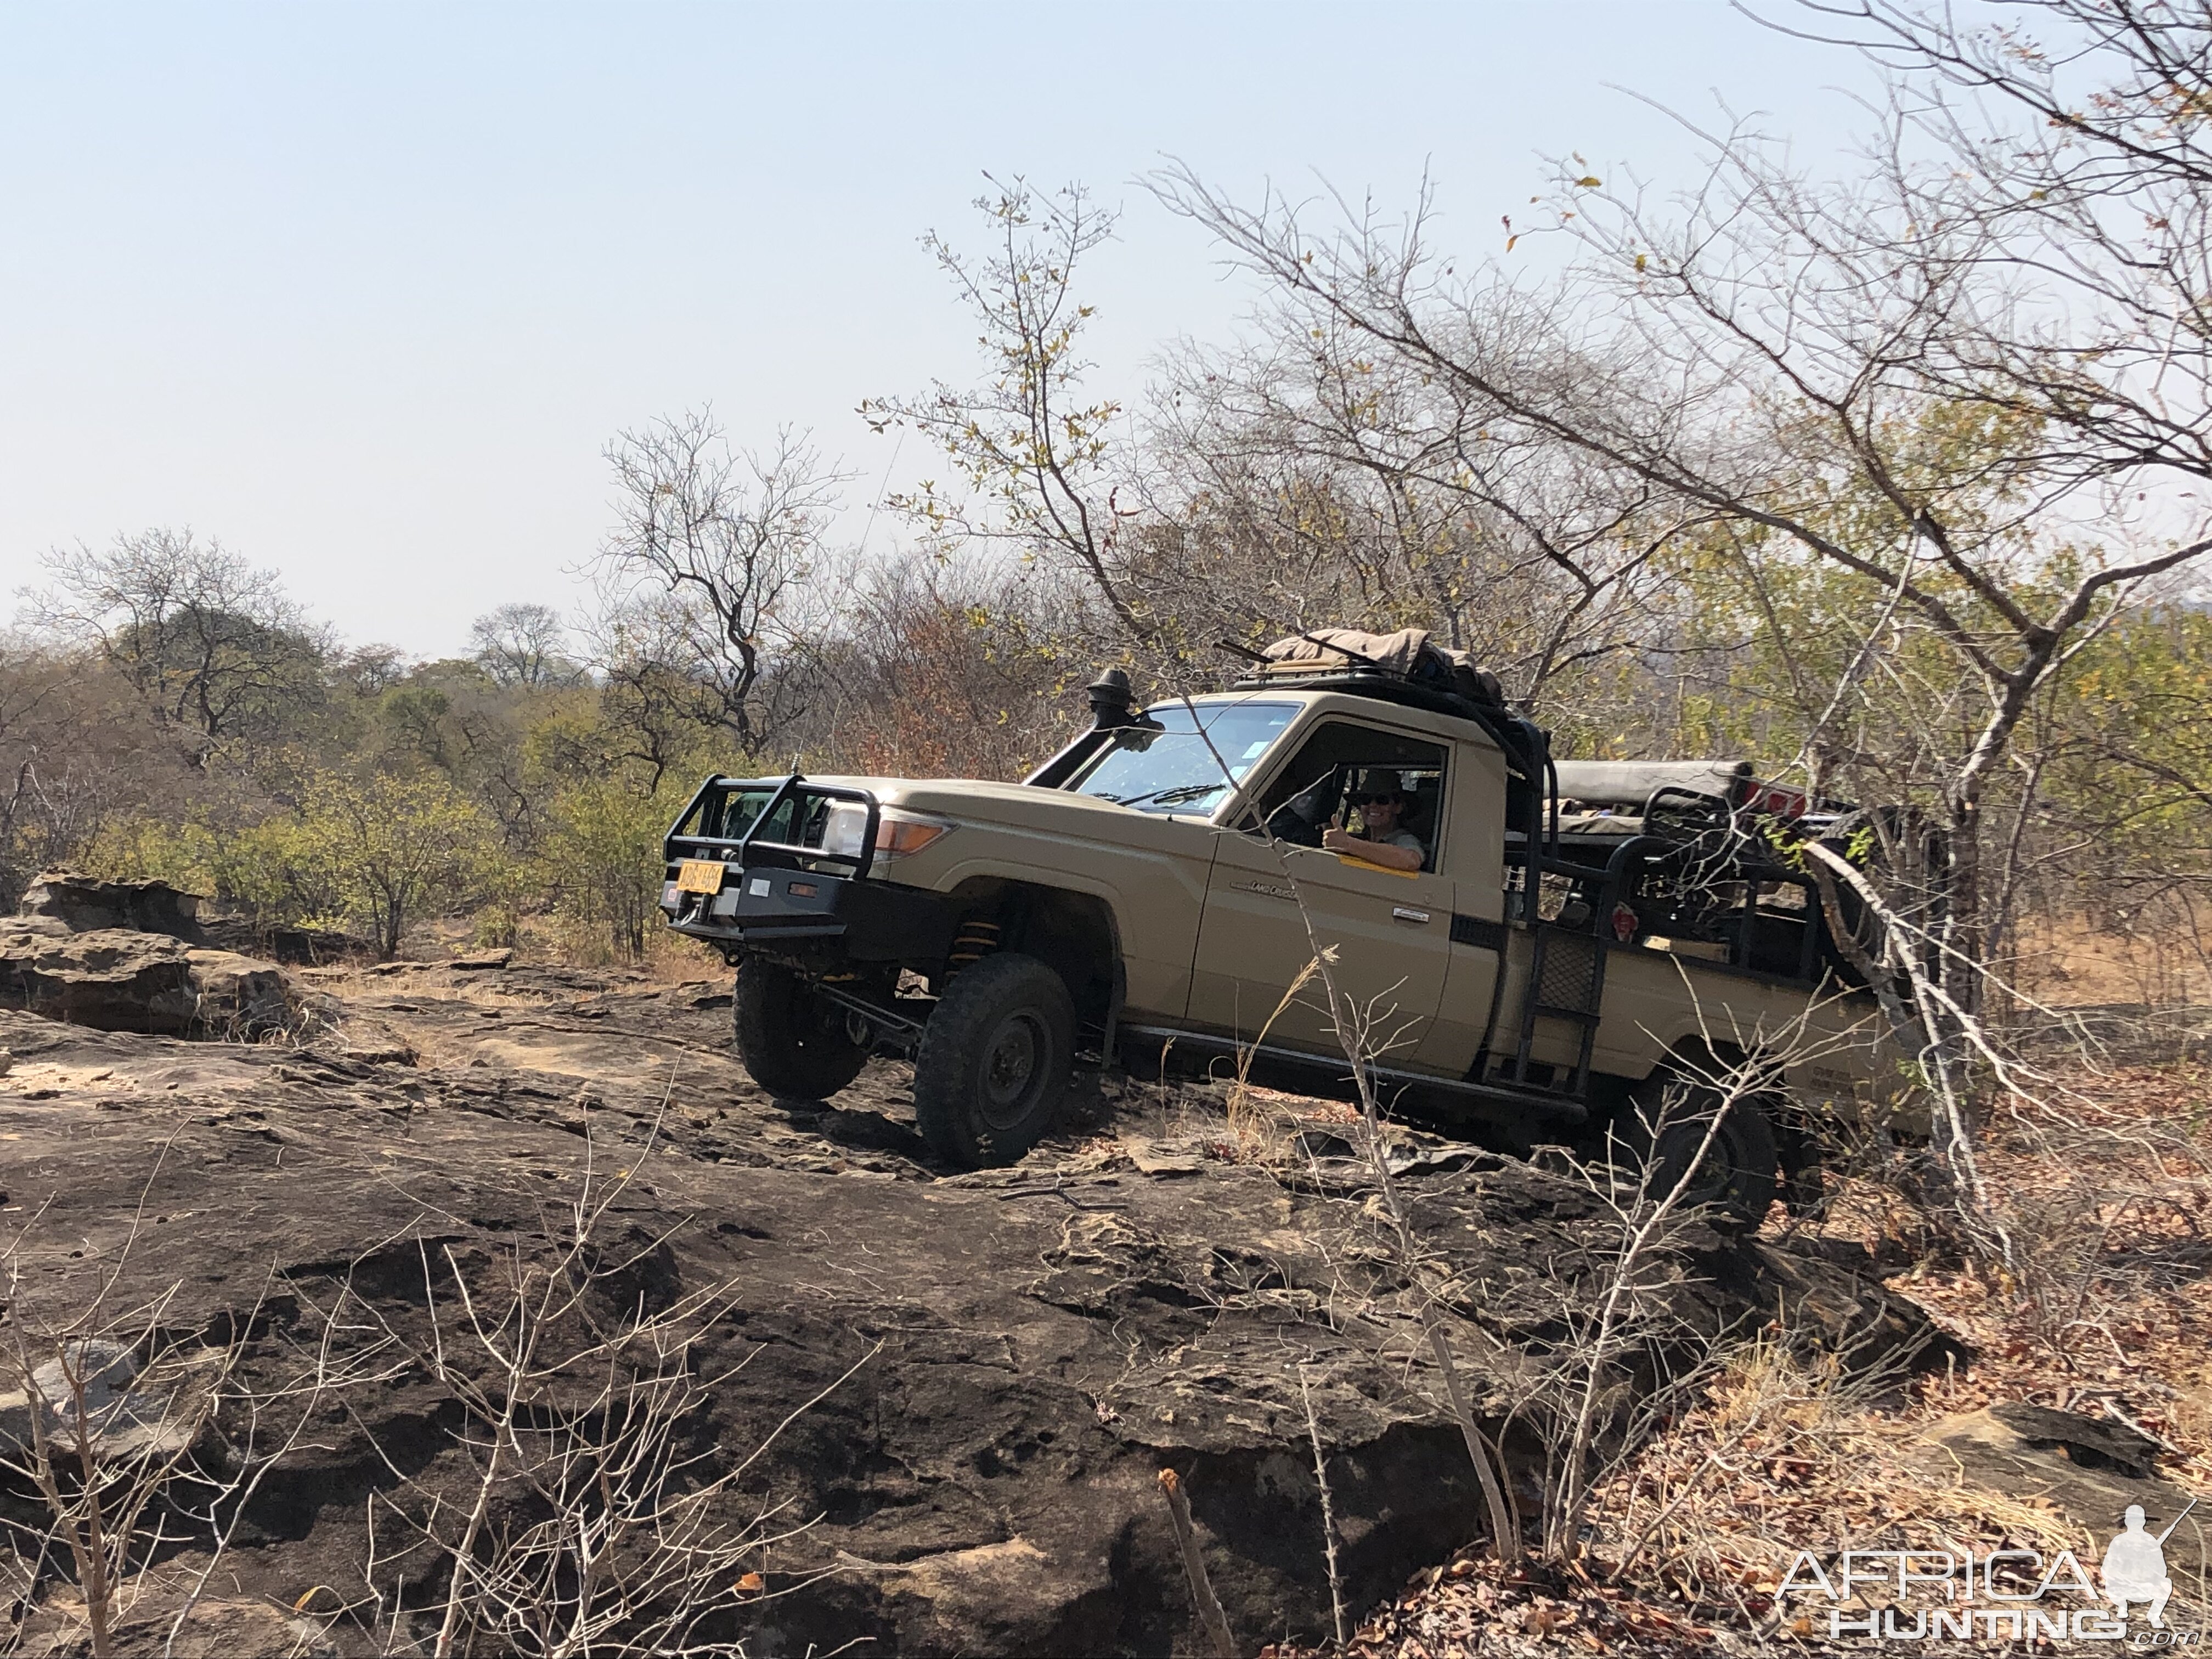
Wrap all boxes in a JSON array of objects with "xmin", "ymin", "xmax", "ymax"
[{"xmin": 1322, "ymin": 769, "xmax": 1426, "ymax": 872}]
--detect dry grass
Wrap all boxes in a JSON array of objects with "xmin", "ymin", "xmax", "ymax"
[{"xmin": 2011, "ymin": 913, "xmax": 2212, "ymax": 1008}]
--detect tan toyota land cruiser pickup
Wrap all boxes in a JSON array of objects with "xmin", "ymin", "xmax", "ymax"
[{"xmin": 660, "ymin": 630, "xmax": 1892, "ymax": 1225}]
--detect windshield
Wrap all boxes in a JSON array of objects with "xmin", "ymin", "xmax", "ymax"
[{"xmin": 1066, "ymin": 701, "xmax": 1298, "ymax": 816}]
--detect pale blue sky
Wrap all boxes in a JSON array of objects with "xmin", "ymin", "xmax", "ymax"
[{"xmin": 0, "ymin": 3, "xmax": 1882, "ymax": 656}]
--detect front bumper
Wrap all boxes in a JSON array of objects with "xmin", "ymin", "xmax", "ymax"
[{"xmin": 662, "ymin": 865, "xmax": 958, "ymax": 962}]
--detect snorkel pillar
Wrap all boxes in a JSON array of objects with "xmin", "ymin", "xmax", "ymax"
[
  {"xmin": 1086, "ymin": 668, "xmax": 1140, "ymax": 731},
  {"xmin": 1023, "ymin": 667, "xmax": 1152, "ymax": 788}
]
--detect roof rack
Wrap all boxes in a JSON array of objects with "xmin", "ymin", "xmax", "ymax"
[{"xmin": 1229, "ymin": 664, "xmax": 1496, "ymax": 725}]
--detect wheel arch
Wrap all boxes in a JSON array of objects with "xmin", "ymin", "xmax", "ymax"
[{"xmin": 942, "ymin": 876, "xmax": 1123, "ymax": 1051}]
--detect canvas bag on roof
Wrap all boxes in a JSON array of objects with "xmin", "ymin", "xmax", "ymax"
[
  {"xmin": 1260, "ymin": 628, "xmax": 1505, "ymax": 706},
  {"xmin": 1262, "ymin": 628, "xmax": 1430, "ymax": 674}
]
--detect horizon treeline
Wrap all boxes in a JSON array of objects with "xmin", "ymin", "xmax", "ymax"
[{"xmin": 1, "ymin": 466, "xmax": 2204, "ymax": 996}]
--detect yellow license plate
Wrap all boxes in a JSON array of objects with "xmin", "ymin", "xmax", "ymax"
[{"xmin": 675, "ymin": 859, "xmax": 726, "ymax": 895}]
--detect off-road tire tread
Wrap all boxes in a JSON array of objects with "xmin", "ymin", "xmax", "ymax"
[
  {"xmin": 913, "ymin": 952, "xmax": 1075, "ymax": 1169},
  {"xmin": 732, "ymin": 961, "xmax": 868, "ymax": 1101},
  {"xmin": 1619, "ymin": 1078, "xmax": 1780, "ymax": 1233}
]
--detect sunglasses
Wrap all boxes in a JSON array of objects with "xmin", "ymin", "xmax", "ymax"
[{"xmin": 1347, "ymin": 793, "xmax": 1402, "ymax": 806}]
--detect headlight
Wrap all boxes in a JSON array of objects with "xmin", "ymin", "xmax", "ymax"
[
  {"xmin": 874, "ymin": 808, "xmax": 952, "ymax": 861},
  {"xmin": 820, "ymin": 802, "xmax": 871, "ymax": 860}
]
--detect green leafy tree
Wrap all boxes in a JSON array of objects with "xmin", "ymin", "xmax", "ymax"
[
  {"xmin": 269, "ymin": 772, "xmax": 497, "ymax": 958},
  {"xmin": 543, "ymin": 775, "xmax": 693, "ymax": 961}
]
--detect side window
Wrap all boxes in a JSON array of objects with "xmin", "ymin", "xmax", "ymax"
[{"xmin": 1246, "ymin": 721, "xmax": 1448, "ymax": 872}]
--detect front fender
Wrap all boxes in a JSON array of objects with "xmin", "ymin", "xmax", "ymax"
[{"xmin": 905, "ymin": 831, "xmax": 1215, "ymax": 1022}]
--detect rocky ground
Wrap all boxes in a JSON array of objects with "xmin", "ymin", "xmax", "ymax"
[
  {"xmin": 1319, "ymin": 1058, "xmax": 2212, "ymax": 1659},
  {"xmin": 0, "ymin": 879, "xmax": 2151, "ymax": 1657}
]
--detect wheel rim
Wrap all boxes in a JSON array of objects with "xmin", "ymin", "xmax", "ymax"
[
  {"xmin": 1656, "ymin": 1116, "xmax": 1746, "ymax": 1206},
  {"xmin": 979, "ymin": 1010, "xmax": 1047, "ymax": 1129}
]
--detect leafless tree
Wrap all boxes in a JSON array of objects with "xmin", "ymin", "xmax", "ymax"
[
  {"xmin": 469, "ymin": 603, "xmax": 577, "ymax": 689},
  {"xmin": 331, "ymin": 642, "xmax": 411, "ymax": 698},
  {"xmin": 1145, "ymin": 320, "xmax": 1715, "ymax": 708},
  {"xmin": 21, "ymin": 530, "xmax": 330, "ymax": 764},
  {"xmin": 0, "ymin": 645, "xmax": 87, "ymax": 908},
  {"xmin": 595, "ymin": 411, "xmax": 847, "ymax": 757},
  {"xmin": 785, "ymin": 547, "xmax": 1088, "ymax": 780},
  {"xmin": 0, "ymin": 641, "xmax": 201, "ymax": 910},
  {"xmin": 580, "ymin": 591, "xmax": 733, "ymax": 791}
]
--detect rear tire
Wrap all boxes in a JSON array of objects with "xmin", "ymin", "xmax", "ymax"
[
  {"xmin": 1616, "ymin": 1077, "xmax": 1780, "ymax": 1232},
  {"xmin": 732, "ymin": 960, "xmax": 868, "ymax": 1102},
  {"xmin": 913, "ymin": 952, "xmax": 1074, "ymax": 1169}
]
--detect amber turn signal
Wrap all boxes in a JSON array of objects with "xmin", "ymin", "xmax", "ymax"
[{"xmin": 874, "ymin": 812, "xmax": 951, "ymax": 860}]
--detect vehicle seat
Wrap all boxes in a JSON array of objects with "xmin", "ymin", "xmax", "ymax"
[{"xmin": 1400, "ymin": 775, "xmax": 1442, "ymax": 870}]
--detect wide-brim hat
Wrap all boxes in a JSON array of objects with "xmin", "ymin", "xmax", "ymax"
[{"xmin": 1346, "ymin": 768, "xmax": 1411, "ymax": 800}]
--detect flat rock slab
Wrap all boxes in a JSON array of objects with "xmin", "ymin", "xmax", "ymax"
[
  {"xmin": 0, "ymin": 924, "xmax": 289, "ymax": 1038},
  {"xmin": 1916, "ymin": 1406, "xmax": 2198, "ymax": 1541},
  {"xmin": 0, "ymin": 921, "xmax": 198, "ymax": 1032},
  {"xmin": 17, "ymin": 868, "xmax": 203, "ymax": 938}
]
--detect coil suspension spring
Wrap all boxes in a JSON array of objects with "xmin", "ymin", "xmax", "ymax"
[{"xmin": 945, "ymin": 918, "xmax": 1002, "ymax": 979}]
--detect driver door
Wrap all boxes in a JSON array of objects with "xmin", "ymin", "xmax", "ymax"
[{"xmin": 1187, "ymin": 720, "xmax": 1454, "ymax": 1068}]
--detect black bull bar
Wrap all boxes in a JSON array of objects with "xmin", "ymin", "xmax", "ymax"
[{"xmin": 657, "ymin": 774, "xmax": 956, "ymax": 960}]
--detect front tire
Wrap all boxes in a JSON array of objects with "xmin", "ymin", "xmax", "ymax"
[
  {"xmin": 732, "ymin": 960, "xmax": 869, "ymax": 1102},
  {"xmin": 913, "ymin": 952, "xmax": 1074, "ymax": 1169}
]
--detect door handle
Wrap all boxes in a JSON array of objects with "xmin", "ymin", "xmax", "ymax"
[{"xmin": 1392, "ymin": 907, "xmax": 1432, "ymax": 924}]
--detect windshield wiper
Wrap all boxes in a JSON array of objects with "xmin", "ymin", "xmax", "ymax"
[{"xmin": 1114, "ymin": 782, "xmax": 1223, "ymax": 810}]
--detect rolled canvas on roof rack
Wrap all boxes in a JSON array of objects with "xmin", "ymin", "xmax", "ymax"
[{"xmin": 1255, "ymin": 627, "xmax": 1506, "ymax": 707}]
